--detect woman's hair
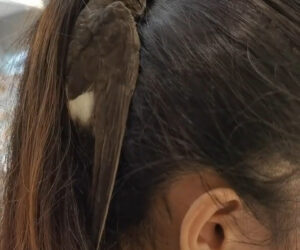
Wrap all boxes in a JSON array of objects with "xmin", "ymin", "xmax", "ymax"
[{"xmin": 1, "ymin": 0, "xmax": 299, "ymax": 249}]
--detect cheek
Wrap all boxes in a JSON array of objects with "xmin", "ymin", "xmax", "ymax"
[
  {"xmin": 149, "ymin": 197, "xmax": 181, "ymax": 250},
  {"xmin": 153, "ymin": 218, "xmax": 181, "ymax": 250},
  {"xmin": 226, "ymin": 210, "xmax": 272, "ymax": 250},
  {"xmin": 229, "ymin": 242, "xmax": 271, "ymax": 250}
]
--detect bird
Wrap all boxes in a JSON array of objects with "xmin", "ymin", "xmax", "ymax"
[
  {"xmin": 66, "ymin": 0, "xmax": 146, "ymax": 131},
  {"xmin": 65, "ymin": 0, "xmax": 146, "ymax": 248}
]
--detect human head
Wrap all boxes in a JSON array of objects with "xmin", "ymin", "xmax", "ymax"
[{"xmin": 1, "ymin": 0, "xmax": 299, "ymax": 250}]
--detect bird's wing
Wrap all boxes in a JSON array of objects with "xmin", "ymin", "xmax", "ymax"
[
  {"xmin": 66, "ymin": 0, "xmax": 145, "ymax": 248},
  {"xmin": 91, "ymin": 2, "xmax": 141, "ymax": 248}
]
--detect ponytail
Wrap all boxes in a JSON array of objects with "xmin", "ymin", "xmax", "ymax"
[
  {"xmin": 1, "ymin": 0, "xmax": 146, "ymax": 249},
  {"xmin": 1, "ymin": 1, "xmax": 91, "ymax": 249}
]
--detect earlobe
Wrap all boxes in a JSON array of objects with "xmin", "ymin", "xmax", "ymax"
[{"xmin": 180, "ymin": 188, "xmax": 241, "ymax": 250}]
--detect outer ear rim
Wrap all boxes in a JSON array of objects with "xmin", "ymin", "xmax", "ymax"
[{"xmin": 180, "ymin": 188, "xmax": 241, "ymax": 250}]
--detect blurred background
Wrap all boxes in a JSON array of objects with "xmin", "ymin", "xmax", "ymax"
[{"xmin": 0, "ymin": 1, "xmax": 44, "ymax": 178}]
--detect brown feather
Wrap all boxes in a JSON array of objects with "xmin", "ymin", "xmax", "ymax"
[
  {"xmin": 91, "ymin": 2, "xmax": 141, "ymax": 248},
  {"xmin": 65, "ymin": 0, "xmax": 146, "ymax": 248}
]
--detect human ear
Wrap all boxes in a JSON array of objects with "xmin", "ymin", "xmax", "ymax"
[{"xmin": 180, "ymin": 188, "xmax": 242, "ymax": 250}]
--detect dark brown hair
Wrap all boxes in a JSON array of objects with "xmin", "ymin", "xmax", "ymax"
[{"xmin": 1, "ymin": 0, "xmax": 300, "ymax": 249}]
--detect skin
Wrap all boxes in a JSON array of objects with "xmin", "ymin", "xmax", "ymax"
[{"xmin": 119, "ymin": 171, "xmax": 273, "ymax": 250}]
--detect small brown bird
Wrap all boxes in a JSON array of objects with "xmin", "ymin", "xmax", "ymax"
[{"xmin": 65, "ymin": 0, "xmax": 146, "ymax": 248}]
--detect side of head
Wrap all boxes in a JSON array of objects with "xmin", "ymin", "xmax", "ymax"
[
  {"xmin": 1, "ymin": 0, "xmax": 299, "ymax": 250},
  {"xmin": 107, "ymin": 1, "xmax": 300, "ymax": 249}
]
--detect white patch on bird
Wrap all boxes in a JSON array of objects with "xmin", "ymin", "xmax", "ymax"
[{"xmin": 68, "ymin": 91, "xmax": 94, "ymax": 127}]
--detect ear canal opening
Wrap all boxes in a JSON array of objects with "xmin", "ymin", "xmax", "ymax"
[
  {"xmin": 215, "ymin": 224, "xmax": 224, "ymax": 240},
  {"xmin": 213, "ymin": 224, "xmax": 225, "ymax": 248}
]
